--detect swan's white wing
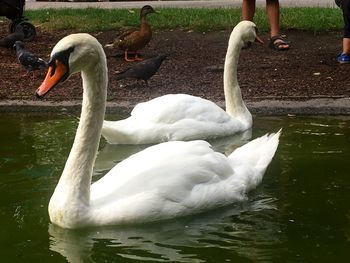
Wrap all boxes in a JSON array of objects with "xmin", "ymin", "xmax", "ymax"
[
  {"xmin": 131, "ymin": 94, "xmax": 231, "ymax": 124},
  {"xmin": 89, "ymin": 140, "xmax": 247, "ymax": 224},
  {"xmin": 89, "ymin": 131, "xmax": 280, "ymax": 225},
  {"xmin": 91, "ymin": 140, "xmax": 233, "ymax": 202},
  {"xmin": 102, "ymin": 94, "xmax": 244, "ymax": 144}
]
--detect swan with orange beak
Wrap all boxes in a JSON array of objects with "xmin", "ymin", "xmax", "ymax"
[{"xmin": 33, "ymin": 32, "xmax": 280, "ymax": 230}]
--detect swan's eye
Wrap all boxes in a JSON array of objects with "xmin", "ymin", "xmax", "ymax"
[
  {"xmin": 50, "ymin": 61, "xmax": 57, "ymax": 77},
  {"xmin": 48, "ymin": 46, "xmax": 74, "ymax": 74}
]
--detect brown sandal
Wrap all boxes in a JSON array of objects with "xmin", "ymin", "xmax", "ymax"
[{"xmin": 269, "ymin": 35, "xmax": 290, "ymax": 51}]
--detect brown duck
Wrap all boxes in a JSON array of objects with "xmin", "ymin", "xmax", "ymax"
[{"xmin": 115, "ymin": 5, "xmax": 157, "ymax": 62}]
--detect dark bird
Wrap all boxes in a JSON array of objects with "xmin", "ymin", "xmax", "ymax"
[
  {"xmin": 113, "ymin": 5, "xmax": 157, "ymax": 62},
  {"xmin": 14, "ymin": 41, "xmax": 48, "ymax": 77},
  {"xmin": 116, "ymin": 54, "xmax": 167, "ymax": 85},
  {"xmin": 0, "ymin": 26, "xmax": 24, "ymax": 48}
]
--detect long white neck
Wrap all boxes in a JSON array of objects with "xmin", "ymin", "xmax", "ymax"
[
  {"xmin": 51, "ymin": 53, "xmax": 108, "ymax": 209},
  {"xmin": 223, "ymin": 34, "xmax": 252, "ymax": 125}
]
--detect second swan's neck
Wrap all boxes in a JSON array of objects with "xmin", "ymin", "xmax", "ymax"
[
  {"xmin": 52, "ymin": 56, "xmax": 108, "ymax": 208},
  {"xmin": 223, "ymin": 35, "xmax": 252, "ymax": 124}
]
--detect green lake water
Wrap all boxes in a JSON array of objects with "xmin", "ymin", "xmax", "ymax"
[{"xmin": 0, "ymin": 113, "xmax": 349, "ymax": 262}]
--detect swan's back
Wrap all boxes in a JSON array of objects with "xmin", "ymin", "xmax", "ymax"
[
  {"xmin": 131, "ymin": 94, "xmax": 231, "ymax": 124},
  {"xmin": 90, "ymin": 140, "xmax": 238, "ymax": 224},
  {"xmin": 102, "ymin": 94, "xmax": 247, "ymax": 144},
  {"xmin": 91, "ymin": 140, "xmax": 232, "ymax": 201},
  {"xmin": 88, "ymin": 131, "xmax": 280, "ymax": 226}
]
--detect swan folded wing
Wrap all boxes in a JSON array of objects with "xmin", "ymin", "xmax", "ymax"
[
  {"xmin": 103, "ymin": 117, "xmax": 233, "ymax": 144},
  {"xmin": 131, "ymin": 94, "xmax": 232, "ymax": 124},
  {"xmin": 90, "ymin": 141, "xmax": 235, "ymax": 209},
  {"xmin": 163, "ymin": 118, "xmax": 237, "ymax": 141},
  {"xmin": 90, "ymin": 172, "xmax": 242, "ymax": 225},
  {"xmin": 102, "ymin": 94, "xmax": 246, "ymax": 144}
]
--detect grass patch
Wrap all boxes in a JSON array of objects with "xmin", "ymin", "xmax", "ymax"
[
  {"xmin": 5, "ymin": 7, "xmax": 343, "ymax": 33},
  {"xmin": 281, "ymin": 7, "xmax": 343, "ymax": 32}
]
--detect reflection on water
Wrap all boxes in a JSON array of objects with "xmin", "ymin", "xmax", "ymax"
[
  {"xmin": 0, "ymin": 113, "xmax": 349, "ymax": 262},
  {"xmin": 49, "ymin": 196, "xmax": 282, "ymax": 263},
  {"xmin": 94, "ymin": 144, "xmax": 147, "ymax": 176}
]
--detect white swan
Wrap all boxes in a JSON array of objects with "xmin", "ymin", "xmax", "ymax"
[
  {"xmin": 36, "ymin": 32, "xmax": 280, "ymax": 229},
  {"xmin": 102, "ymin": 21, "xmax": 263, "ymax": 145}
]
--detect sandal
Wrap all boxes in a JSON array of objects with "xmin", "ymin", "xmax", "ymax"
[{"xmin": 269, "ymin": 35, "xmax": 290, "ymax": 51}]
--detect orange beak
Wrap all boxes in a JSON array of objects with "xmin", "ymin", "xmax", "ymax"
[
  {"xmin": 36, "ymin": 60, "xmax": 68, "ymax": 98},
  {"xmin": 255, "ymin": 35, "xmax": 264, "ymax": 44}
]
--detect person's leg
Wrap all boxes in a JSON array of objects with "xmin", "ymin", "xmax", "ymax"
[
  {"xmin": 342, "ymin": 0, "xmax": 350, "ymax": 54},
  {"xmin": 242, "ymin": 0, "xmax": 256, "ymax": 21},
  {"xmin": 266, "ymin": 0, "xmax": 280, "ymax": 37},
  {"xmin": 266, "ymin": 0, "xmax": 289, "ymax": 50},
  {"xmin": 342, "ymin": 38, "xmax": 350, "ymax": 54},
  {"xmin": 337, "ymin": 0, "xmax": 350, "ymax": 62}
]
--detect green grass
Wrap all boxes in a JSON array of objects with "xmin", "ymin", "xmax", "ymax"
[{"xmin": 10, "ymin": 7, "xmax": 344, "ymax": 32}]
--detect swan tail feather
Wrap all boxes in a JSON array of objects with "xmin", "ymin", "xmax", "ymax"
[{"xmin": 228, "ymin": 129, "xmax": 281, "ymax": 192}]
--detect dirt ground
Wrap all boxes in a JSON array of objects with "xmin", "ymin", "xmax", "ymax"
[{"xmin": 1, "ymin": 23, "xmax": 350, "ymax": 105}]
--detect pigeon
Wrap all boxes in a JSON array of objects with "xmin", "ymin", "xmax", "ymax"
[
  {"xmin": 116, "ymin": 54, "xmax": 167, "ymax": 85},
  {"xmin": 0, "ymin": 26, "xmax": 25, "ymax": 48},
  {"xmin": 14, "ymin": 41, "xmax": 48, "ymax": 77}
]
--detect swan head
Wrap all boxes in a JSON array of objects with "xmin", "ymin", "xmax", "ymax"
[
  {"xmin": 36, "ymin": 33, "xmax": 103, "ymax": 98},
  {"xmin": 231, "ymin": 20, "xmax": 263, "ymax": 48}
]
